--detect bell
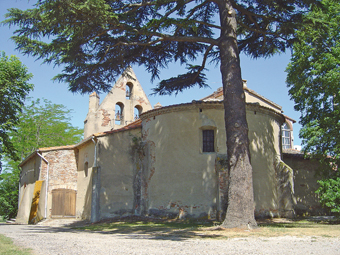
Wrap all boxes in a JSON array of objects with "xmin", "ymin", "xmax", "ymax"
[{"xmin": 115, "ymin": 110, "xmax": 120, "ymax": 121}]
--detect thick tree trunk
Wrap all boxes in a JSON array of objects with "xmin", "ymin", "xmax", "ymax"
[{"xmin": 218, "ymin": 0, "xmax": 257, "ymax": 229}]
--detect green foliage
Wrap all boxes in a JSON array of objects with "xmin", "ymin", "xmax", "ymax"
[
  {"xmin": 287, "ymin": 0, "xmax": 340, "ymax": 214},
  {"xmin": 316, "ymin": 178, "xmax": 340, "ymax": 215},
  {"xmin": 286, "ymin": 0, "xmax": 340, "ymax": 168},
  {"xmin": 3, "ymin": 0, "xmax": 317, "ymax": 95},
  {"xmin": 0, "ymin": 98, "xmax": 83, "ymax": 220},
  {"xmin": 7, "ymin": 98, "xmax": 83, "ymax": 163},
  {"xmin": 0, "ymin": 168, "xmax": 20, "ymax": 220},
  {"xmin": 0, "ymin": 51, "xmax": 33, "ymax": 171}
]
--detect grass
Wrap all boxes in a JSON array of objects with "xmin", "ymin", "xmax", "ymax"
[
  {"xmin": 0, "ymin": 234, "xmax": 32, "ymax": 255},
  {"xmin": 73, "ymin": 216, "xmax": 340, "ymax": 240}
]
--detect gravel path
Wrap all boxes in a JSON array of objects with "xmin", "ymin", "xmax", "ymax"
[{"xmin": 0, "ymin": 221, "xmax": 339, "ymax": 255}]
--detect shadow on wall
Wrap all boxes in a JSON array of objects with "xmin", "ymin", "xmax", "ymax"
[
  {"xmin": 139, "ymin": 112, "xmax": 219, "ymax": 220},
  {"xmin": 82, "ymin": 168, "xmax": 93, "ymax": 220},
  {"xmin": 96, "ymin": 131, "xmax": 138, "ymax": 219},
  {"xmin": 247, "ymin": 110, "xmax": 281, "ymax": 218},
  {"xmin": 283, "ymin": 155, "xmax": 326, "ymax": 216}
]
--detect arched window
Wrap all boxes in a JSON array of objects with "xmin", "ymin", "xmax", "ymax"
[
  {"xmin": 282, "ymin": 123, "xmax": 291, "ymax": 149},
  {"xmin": 126, "ymin": 82, "xmax": 133, "ymax": 99},
  {"xmin": 134, "ymin": 105, "xmax": 143, "ymax": 120},
  {"xmin": 115, "ymin": 102, "xmax": 124, "ymax": 125}
]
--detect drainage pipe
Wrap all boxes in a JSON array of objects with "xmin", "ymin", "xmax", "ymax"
[
  {"xmin": 91, "ymin": 137, "xmax": 99, "ymax": 223},
  {"xmin": 17, "ymin": 166, "xmax": 21, "ymax": 211},
  {"xmin": 37, "ymin": 152, "xmax": 49, "ymax": 219},
  {"xmin": 91, "ymin": 137, "xmax": 97, "ymax": 167}
]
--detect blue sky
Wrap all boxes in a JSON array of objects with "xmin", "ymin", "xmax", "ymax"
[{"xmin": 1, "ymin": 0, "xmax": 303, "ymax": 146}]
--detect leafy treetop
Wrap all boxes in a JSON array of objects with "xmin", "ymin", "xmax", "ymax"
[
  {"xmin": 6, "ymin": 98, "xmax": 84, "ymax": 164},
  {"xmin": 0, "ymin": 51, "xmax": 33, "ymax": 171},
  {"xmin": 4, "ymin": 0, "xmax": 317, "ymax": 95},
  {"xmin": 286, "ymin": 0, "xmax": 340, "ymax": 170}
]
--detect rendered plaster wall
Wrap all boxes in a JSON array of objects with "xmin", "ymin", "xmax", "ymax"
[
  {"xmin": 77, "ymin": 142, "xmax": 95, "ymax": 219},
  {"xmin": 142, "ymin": 106, "xmax": 224, "ymax": 219},
  {"xmin": 244, "ymin": 90, "xmax": 282, "ymax": 113},
  {"xmin": 19, "ymin": 155, "xmax": 41, "ymax": 205},
  {"xmin": 141, "ymin": 103, "xmax": 283, "ymax": 219},
  {"xmin": 282, "ymin": 155, "xmax": 325, "ymax": 216},
  {"xmin": 246, "ymin": 107, "xmax": 283, "ymax": 217},
  {"xmin": 96, "ymin": 128, "xmax": 141, "ymax": 219},
  {"xmin": 16, "ymin": 156, "xmax": 41, "ymax": 224}
]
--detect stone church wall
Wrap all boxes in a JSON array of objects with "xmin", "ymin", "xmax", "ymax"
[{"xmin": 283, "ymin": 153, "xmax": 326, "ymax": 216}]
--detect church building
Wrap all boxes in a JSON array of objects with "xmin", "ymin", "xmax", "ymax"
[{"xmin": 16, "ymin": 67, "xmax": 323, "ymax": 224}]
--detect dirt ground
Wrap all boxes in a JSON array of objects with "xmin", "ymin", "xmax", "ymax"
[{"xmin": 0, "ymin": 218, "xmax": 339, "ymax": 255}]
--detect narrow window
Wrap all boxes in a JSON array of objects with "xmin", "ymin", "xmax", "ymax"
[
  {"xmin": 282, "ymin": 123, "xmax": 291, "ymax": 149},
  {"xmin": 203, "ymin": 130, "xmax": 215, "ymax": 152},
  {"xmin": 84, "ymin": 162, "xmax": 89, "ymax": 177},
  {"xmin": 34, "ymin": 160, "xmax": 37, "ymax": 177}
]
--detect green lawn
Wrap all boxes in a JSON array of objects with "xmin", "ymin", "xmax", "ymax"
[{"xmin": 0, "ymin": 234, "xmax": 32, "ymax": 255}]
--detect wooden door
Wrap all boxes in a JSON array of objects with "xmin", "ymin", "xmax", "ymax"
[{"xmin": 51, "ymin": 189, "xmax": 76, "ymax": 217}]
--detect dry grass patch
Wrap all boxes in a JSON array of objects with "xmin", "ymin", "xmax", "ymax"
[{"xmin": 201, "ymin": 218, "xmax": 340, "ymax": 239}]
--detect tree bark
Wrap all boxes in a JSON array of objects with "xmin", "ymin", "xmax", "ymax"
[{"xmin": 218, "ymin": 0, "xmax": 257, "ymax": 229}]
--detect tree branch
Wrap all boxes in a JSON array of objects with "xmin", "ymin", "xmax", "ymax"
[
  {"xmin": 193, "ymin": 43, "xmax": 214, "ymax": 81},
  {"xmin": 230, "ymin": 0, "xmax": 278, "ymax": 22}
]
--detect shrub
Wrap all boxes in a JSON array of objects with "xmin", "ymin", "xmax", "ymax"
[{"xmin": 316, "ymin": 177, "xmax": 340, "ymax": 215}]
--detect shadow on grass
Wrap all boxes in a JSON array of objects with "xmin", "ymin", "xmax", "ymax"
[
  {"xmin": 257, "ymin": 216, "xmax": 340, "ymax": 229},
  {"xmin": 17, "ymin": 215, "xmax": 340, "ymax": 241},
  {"xmin": 70, "ymin": 217, "xmax": 222, "ymax": 240},
  {"xmin": 17, "ymin": 216, "xmax": 224, "ymax": 241}
]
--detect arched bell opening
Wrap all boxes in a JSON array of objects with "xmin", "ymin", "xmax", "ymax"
[
  {"xmin": 134, "ymin": 105, "xmax": 143, "ymax": 120},
  {"xmin": 115, "ymin": 102, "xmax": 125, "ymax": 125}
]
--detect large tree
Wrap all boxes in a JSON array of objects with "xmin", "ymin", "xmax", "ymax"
[
  {"xmin": 0, "ymin": 98, "xmax": 83, "ymax": 220},
  {"xmin": 4, "ymin": 0, "xmax": 318, "ymax": 228},
  {"xmin": 8, "ymin": 98, "xmax": 84, "ymax": 162},
  {"xmin": 286, "ymin": 0, "xmax": 340, "ymax": 214},
  {"xmin": 286, "ymin": 0, "xmax": 340, "ymax": 170},
  {"xmin": 0, "ymin": 51, "xmax": 33, "ymax": 172}
]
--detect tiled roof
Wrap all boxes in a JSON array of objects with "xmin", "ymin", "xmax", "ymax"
[
  {"xmin": 201, "ymin": 85, "xmax": 282, "ymax": 111},
  {"xmin": 94, "ymin": 118, "xmax": 142, "ymax": 137}
]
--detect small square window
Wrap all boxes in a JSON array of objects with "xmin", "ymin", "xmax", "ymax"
[{"xmin": 203, "ymin": 130, "xmax": 215, "ymax": 152}]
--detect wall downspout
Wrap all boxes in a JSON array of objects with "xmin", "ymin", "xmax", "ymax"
[
  {"xmin": 91, "ymin": 136, "xmax": 100, "ymax": 223},
  {"xmin": 37, "ymin": 152, "xmax": 49, "ymax": 219},
  {"xmin": 92, "ymin": 137, "xmax": 97, "ymax": 168},
  {"xmin": 17, "ymin": 166, "xmax": 22, "ymax": 210}
]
